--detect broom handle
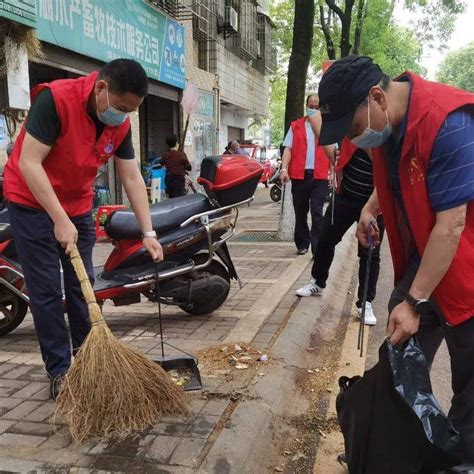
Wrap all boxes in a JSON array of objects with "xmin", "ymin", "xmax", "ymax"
[
  {"xmin": 179, "ymin": 116, "xmax": 190, "ymax": 151},
  {"xmin": 69, "ymin": 245, "xmax": 103, "ymax": 324}
]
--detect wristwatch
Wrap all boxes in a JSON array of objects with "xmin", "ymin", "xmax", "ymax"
[
  {"xmin": 142, "ymin": 230, "xmax": 157, "ymax": 239},
  {"xmin": 405, "ymin": 293, "xmax": 432, "ymax": 315}
]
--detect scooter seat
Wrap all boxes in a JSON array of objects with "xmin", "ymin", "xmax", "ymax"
[{"xmin": 105, "ymin": 193, "xmax": 212, "ymax": 240}]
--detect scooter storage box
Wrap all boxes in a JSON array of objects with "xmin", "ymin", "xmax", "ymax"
[{"xmin": 198, "ymin": 156, "xmax": 263, "ymax": 206}]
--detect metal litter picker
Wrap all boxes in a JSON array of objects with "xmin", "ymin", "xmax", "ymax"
[
  {"xmin": 357, "ymin": 224, "xmax": 374, "ymax": 357},
  {"xmin": 153, "ymin": 265, "xmax": 202, "ymax": 392}
]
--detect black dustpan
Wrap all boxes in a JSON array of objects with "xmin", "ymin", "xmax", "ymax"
[
  {"xmin": 154, "ymin": 352, "xmax": 202, "ymax": 392},
  {"xmin": 152, "ymin": 268, "xmax": 202, "ymax": 392}
]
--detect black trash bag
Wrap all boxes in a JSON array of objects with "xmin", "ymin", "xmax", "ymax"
[{"xmin": 336, "ymin": 338, "xmax": 461, "ymax": 474}]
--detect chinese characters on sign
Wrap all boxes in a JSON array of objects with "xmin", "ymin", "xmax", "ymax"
[
  {"xmin": 36, "ymin": 0, "xmax": 185, "ymax": 89},
  {"xmin": 0, "ymin": 0, "xmax": 36, "ymax": 28}
]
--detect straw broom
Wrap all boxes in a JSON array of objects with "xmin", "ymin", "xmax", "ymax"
[{"xmin": 54, "ymin": 245, "xmax": 188, "ymax": 442}]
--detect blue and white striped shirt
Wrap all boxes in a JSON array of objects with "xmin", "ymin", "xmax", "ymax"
[{"xmin": 427, "ymin": 107, "xmax": 474, "ymax": 212}]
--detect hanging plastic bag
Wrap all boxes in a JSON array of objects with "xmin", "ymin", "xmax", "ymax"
[{"xmin": 336, "ymin": 338, "xmax": 461, "ymax": 474}]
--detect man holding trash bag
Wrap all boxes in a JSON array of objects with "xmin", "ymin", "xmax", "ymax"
[
  {"xmin": 317, "ymin": 56, "xmax": 474, "ymax": 467},
  {"xmin": 4, "ymin": 59, "xmax": 163, "ymax": 399}
]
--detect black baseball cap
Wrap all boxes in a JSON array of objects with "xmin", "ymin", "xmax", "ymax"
[{"xmin": 318, "ymin": 56, "xmax": 384, "ymax": 145}]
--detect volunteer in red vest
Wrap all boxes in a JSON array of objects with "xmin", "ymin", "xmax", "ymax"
[
  {"xmin": 281, "ymin": 94, "xmax": 332, "ymax": 256},
  {"xmin": 296, "ymin": 138, "xmax": 385, "ymax": 326},
  {"xmin": 4, "ymin": 59, "xmax": 163, "ymax": 400},
  {"xmin": 318, "ymin": 55, "xmax": 474, "ymax": 466}
]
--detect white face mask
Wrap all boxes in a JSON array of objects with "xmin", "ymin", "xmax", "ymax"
[
  {"xmin": 351, "ymin": 99, "xmax": 392, "ymax": 148},
  {"xmin": 306, "ymin": 108, "xmax": 319, "ymax": 117}
]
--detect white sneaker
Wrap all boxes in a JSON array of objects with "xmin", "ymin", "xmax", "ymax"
[
  {"xmin": 357, "ymin": 302, "xmax": 377, "ymax": 326},
  {"xmin": 296, "ymin": 279, "xmax": 323, "ymax": 297}
]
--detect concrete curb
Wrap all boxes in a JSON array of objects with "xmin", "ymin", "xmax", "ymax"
[{"xmin": 199, "ymin": 229, "xmax": 359, "ymax": 473}]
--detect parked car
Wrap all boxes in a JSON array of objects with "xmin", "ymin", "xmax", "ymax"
[{"xmin": 238, "ymin": 141, "xmax": 277, "ymax": 187}]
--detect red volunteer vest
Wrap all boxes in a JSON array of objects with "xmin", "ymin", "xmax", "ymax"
[
  {"xmin": 288, "ymin": 117, "xmax": 330, "ymax": 180},
  {"xmin": 372, "ymin": 71, "xmax": 474, "ymax": 326},
  {"xmin": 336, "ymin": 138, "xmax": 357, "ymax": 174},
  {"xmin": 334, "ymin": 138, "xmax": 358, "ymax": 193},
  {"xmin": 4, "ymin": 72, "xmax": 131, "ymax": 217}
]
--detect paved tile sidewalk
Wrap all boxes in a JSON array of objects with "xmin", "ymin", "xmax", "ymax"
[{"xmin": 0, "ymin": 188, "xmax": 314, "ymax": 472}]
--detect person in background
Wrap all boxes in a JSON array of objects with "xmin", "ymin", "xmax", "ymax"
[
  {"xmin": 296, "ymin": 138, "xmax": 385, "ymax": 326},
  {"xmin": 223, "ymin": 141, "xmax": 233, "ymax": 154},
  {"xmin": 229, "ymin": 141, "xmax": 249, "ymax": 156},
  {"xmin": 160, "ymin": 133, "xmax": 192, "ymax": 198},
  {"xmin": 318, "ymin": 55, "xmax": 474, "ymax": 467},
  {"xmin": 280, "ymin": 93, "xmax": 334, "ymax": 255}
]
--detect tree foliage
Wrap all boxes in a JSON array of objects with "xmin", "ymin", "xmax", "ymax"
[
  {"xmin": 358, "ymin": 1, "xmax": 425, "ymax": 76},
  {"xmin": 268, "ymin": 0, "xmax": 463, "ymax": 144},
  {"xmin": 403, "ymin": 0, "xmax": 465, "ymax": 49},
  {"xmin": 436, "ymin": 42, "xmax": 474, "ymax": 92}
]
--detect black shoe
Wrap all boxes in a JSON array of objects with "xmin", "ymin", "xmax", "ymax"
[
  {"xmin": 297, "ymin": 248, "xmax": 308, "ymax": 255},
  {"xmin": 50, "ymin": 376, "xmax": 64, "ymax": 401}
]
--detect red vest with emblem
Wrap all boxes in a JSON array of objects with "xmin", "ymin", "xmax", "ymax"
[
  {"xmin": 372, "ymin": 71, "xmax": 474, "ymax": 326},
  {"xmin": 4, "ymin": 72, "xmax": 131, "ymax": 217},
  {"xmin": 288, "ymin": 117, "xmax": 330, "ymax": 179}
]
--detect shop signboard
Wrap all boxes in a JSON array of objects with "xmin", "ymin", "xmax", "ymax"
[
  {"xmin": 0, "ymin": 1, "xmax": 36, "ymax": 28},
  {"xmin": 35, "ymin": 0, "xmax": 185, "ymax": 89}
]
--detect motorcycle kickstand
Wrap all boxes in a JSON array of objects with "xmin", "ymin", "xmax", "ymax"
[{"xmin": 185, "ymin": 279, "xmax": 193, "ymax": 309}]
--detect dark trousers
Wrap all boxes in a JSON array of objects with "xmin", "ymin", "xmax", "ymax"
[
  {"xmin": 291, "ymin": 173, "xmax": 329, "ymax": 254},
  {"xmin": 165, "ymin": 175, "xmax": 186, "ymax": 198},
  {"xmin": 8, "ymin": 203, "xmax": 95, "ymax": 379},
  {"xmin": 389, "ymin": 261, "xmax": 474, "ymax": 465},
  {"xmin": 312, "ymin": 193, "xmax": 385, "ymax": 307}
]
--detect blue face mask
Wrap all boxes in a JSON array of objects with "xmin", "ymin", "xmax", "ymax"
[
  {"xmin": 97, "ymin": 86, "xmax": 129, "ymax": 127},
  {"xmin": 351, "ymin": 100, "xmax": 392, "ymax": 148},
  {"xmin": 306, "ymin": 108, "xmax": 319, "ymax": 117}
]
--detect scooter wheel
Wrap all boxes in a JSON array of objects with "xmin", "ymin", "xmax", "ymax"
[
  {"xmin": 179, "ymin": 258, "xmax": 230, "ymax": 316},
  {"xmin": 0, "ymin": 289, "xmax": 28, "ymax": 337},
  {"xmin": 270, "ymin": 185, "xmax": 282, "ymax": 203}
]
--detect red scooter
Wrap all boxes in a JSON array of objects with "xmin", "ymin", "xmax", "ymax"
[{"xmin": 0, "ymin": 155, "xmax": 263, "ymax": 337}]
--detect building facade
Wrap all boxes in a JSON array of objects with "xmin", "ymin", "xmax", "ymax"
[
  {"xmin": 0, "ymin": 0, "xmax": 275, "ymax": 201},
  {"xmin": 154, "ymin": 0, "xmax": 275, "ymax": 174}
]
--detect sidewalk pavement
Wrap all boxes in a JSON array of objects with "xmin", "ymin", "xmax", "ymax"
[
  {"xmin": 0, "ymin": 186, "xmax": 360, "ymax": 473},
  {"xmin": 3, "ymin": 186, "xmax": 420, "ymax": 473}
]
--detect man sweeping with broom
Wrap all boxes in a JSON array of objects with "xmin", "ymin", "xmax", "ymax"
[{"xmin": 4, "ymin": 59, "xmax": 163, "ymax": 400}]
